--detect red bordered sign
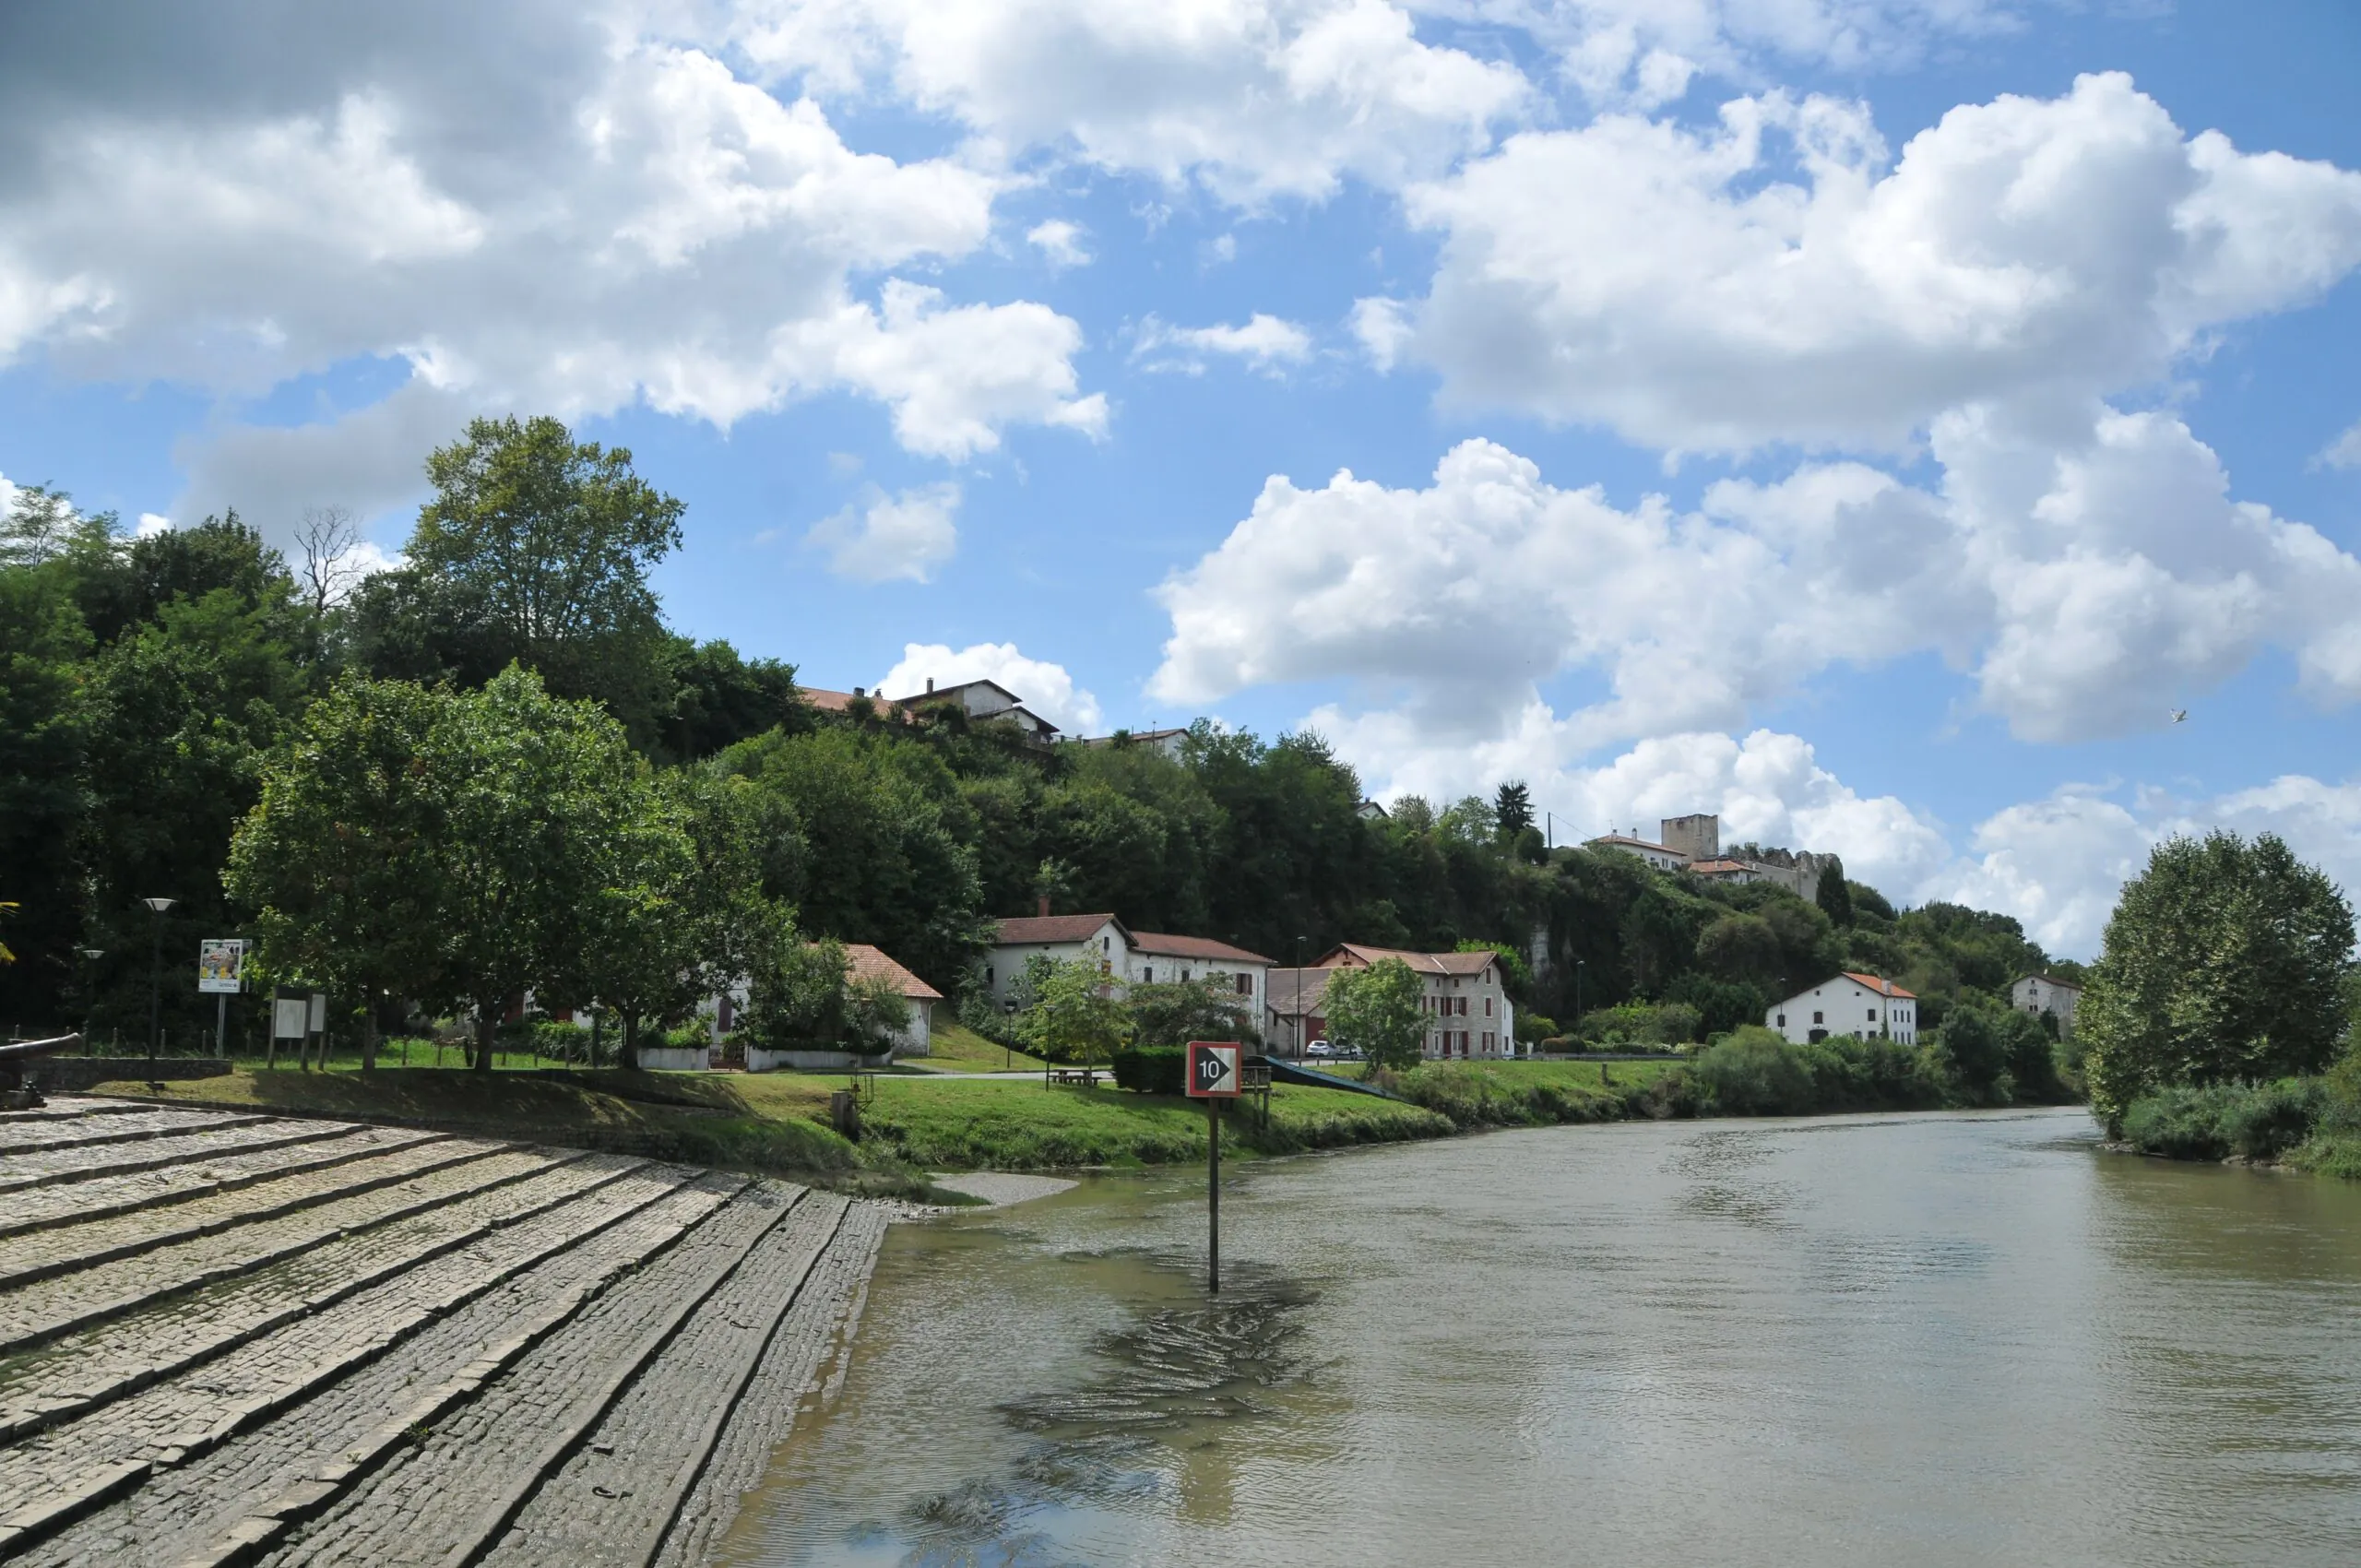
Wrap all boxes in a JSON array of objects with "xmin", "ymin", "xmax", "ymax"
[{"xmin": 1185, "ymin": 1041, "xmax": 1242, "ymax": 1098}]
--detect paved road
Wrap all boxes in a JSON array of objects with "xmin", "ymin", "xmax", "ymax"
[{"xmin": 0, "ymin": 1097, "xmax": 886, "ymax": 1567}]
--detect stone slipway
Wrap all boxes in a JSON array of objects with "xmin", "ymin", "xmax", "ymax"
[{"xmin": 0, "ymin": 1098, "xmax": 887, "ymax": 1567}]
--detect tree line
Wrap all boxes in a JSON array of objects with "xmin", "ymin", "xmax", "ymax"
[{"xmin": 3, "ymin": 413, "xmax": 2080, "ymax": 1063}]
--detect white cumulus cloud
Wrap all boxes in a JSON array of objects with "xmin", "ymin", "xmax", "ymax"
[
  {"xmin": 874, "ymin": 641, "xmax": 1105, "ymax": 732},
  {"xmin": 805, "ymin": 481, "xmax": 961, "ymax": 582},
  {"xmin": 1384, "ymin": 73, "xmax": 2361, "ymax": 454},
  {"xmin": 2315, "ymin": 419, "xmax": 2361, "ymax": 470},
  {"xmin": 1133, "ymin": 313, "xmax": 1314, "ymax": 376},
  {"xmin": 0, "ymin": 13, "xmax": 1104, "ymax": 551},
  {"xmin": 1026, "ymin": 219, "xmax": 1091, "ymax": 268}
]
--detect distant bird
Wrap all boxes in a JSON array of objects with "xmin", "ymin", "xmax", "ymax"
[{"xmin": 2169, "ymin": 708, "xmax": 2188, "ymax": 723}]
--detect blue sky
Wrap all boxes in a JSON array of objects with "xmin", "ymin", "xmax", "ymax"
[{"xmin": 3, "ymin": 0, "xmax": 2357, "ymax": 956}]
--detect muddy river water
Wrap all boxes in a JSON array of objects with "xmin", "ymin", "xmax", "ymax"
[{"xmin": 718, "ymin": 1108, "xmax": 2361, "ymax": 1566}]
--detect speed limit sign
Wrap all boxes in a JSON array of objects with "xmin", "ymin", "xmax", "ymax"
[{"xmin": 1186, "ymin": 1041, "xmax": 1241, "ymax": 1098}]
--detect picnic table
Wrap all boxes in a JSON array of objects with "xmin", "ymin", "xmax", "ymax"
[{"xmin": 1049, "ymin": 1067, "xmax": 1099, "ymax": 1087}]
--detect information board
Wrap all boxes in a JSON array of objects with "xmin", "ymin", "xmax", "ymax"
[{"xmin": 198, "ymin": 939, "xmax": 245, "ymax": 995}]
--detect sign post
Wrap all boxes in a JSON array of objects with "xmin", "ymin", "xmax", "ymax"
[
  {"xmin": 1184, "ymin": 1041, "xmax": 1242, "ymax": 1294},
  {"xmin": 199, "ymin": 940, "xmax": 244, "ymax": 1057}
]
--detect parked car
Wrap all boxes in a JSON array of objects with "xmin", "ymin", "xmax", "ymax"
[{"xmin": 1305, "ymin": 1039, "xmax": 1336, "ymax": 1059}]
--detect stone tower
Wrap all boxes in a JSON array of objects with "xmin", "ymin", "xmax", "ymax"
[{"xmin": 1659, "ymin": 813, "xmax": 1719, "ymax": 863}]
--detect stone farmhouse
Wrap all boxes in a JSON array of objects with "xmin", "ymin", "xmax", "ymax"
[
  {"xmin": 1766, "ymin": 973, "xmax": 1918, "ymax": 1046},
  {"xmin": 981, "ymin": 909, "xmax": 1273, "ymax": 1021},
  {"xmin": 2011, "ymin": 973, "xmax": 2082, "ymax": 1037},
  {"xmin": 1585, "ymin": 813, "xmax": 1832, "ymax": 904},
  {"xmin": 1267, "ymin": 944, "xmax": 1518, "ymax": 1061}
]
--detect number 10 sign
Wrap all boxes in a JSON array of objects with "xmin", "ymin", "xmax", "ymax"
[{"xmin": 1185, "ymin": 1042, "xmax": 1241, "ymax": 1098}]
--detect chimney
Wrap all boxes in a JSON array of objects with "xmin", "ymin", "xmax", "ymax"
[
  {"xmin": 926, "ymin": 676, "xmax": 935, "ymax": 693},
  {"xmin": 1037, "ymin": 894, "xmax": 1050, "ymax": 918},
  {"xmin": 853, "ymin": 686, "xmax": 864, "ymax": 698}
]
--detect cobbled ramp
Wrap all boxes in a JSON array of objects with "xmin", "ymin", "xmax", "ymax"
[{"xmin": 0, "ymin": 1097, "xmax": 886, "ymax": 1566}]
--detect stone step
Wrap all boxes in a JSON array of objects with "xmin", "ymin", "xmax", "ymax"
[
  {"xmin": 0, "ymin": 1126, "xmax": 442, "ymax": 1241},
  {"xmin": 0, "ymin": 1121, "xmax": 359, "ymax": 1195},
  {"xmin": 247, "ymin": 1183, "xmax": 793, "ymax": 1568},
  {"xmin": 0, "ymin": 1146, "xmax": 572, "ymax": 1354},
  {"xmin": 648, "ymin": 1201, "xmax": 888, "ymax": 1568},
  {"xmin": 0, "ymin": 1137, "xmax": 494, "ymax": 1294},
  {"xmin": 0, "ymin": 1164, "xmax": 720, "ymax": 1558},
  {"xmin": 18, "ymin": 1181, "xmax": 755, "ymax": 1568},
  {"xmin": 0, "ymin": 1157, "xmax": 643, "ymax": 1443},
  {"xmin": 0, "ymin": 1110, "xmax": 273, "ymax": 1156},
  {"xmin": 484, "ymin": 1189, "xmax": 851, "ymax": 1568},
  {"xmin": 0, "ymin": 1098, "xmax": 152, "ymax": 1125}
]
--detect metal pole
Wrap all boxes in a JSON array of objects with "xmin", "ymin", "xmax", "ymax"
[
  {"xmin": 148, "ymin": 912, "xmax": 162, "ymax": 1075},
  {"xmin": 1207, "ymin": 1098, "xmax": 1221, "ymax": 1295},
  {"xmin": 216, "ymin": 993, "xmax": 226, "ymax": 1057}
]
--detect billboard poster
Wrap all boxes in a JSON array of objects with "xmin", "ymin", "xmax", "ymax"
[{"xmin": 198, "ymin": 939, "xmax": 246, "ymax": 995}]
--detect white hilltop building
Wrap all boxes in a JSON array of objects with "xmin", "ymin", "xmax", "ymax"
[{"xmin": 1584, "ymin": 814, "xmax": 1831, "ymax": 904}]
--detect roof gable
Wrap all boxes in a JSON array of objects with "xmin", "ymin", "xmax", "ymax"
[
  {"xmin": 1318, "ymin": 944, "xmax": 1498, "ymax": 978},
  {"xmin": 841, "ymin": 943, "xmax": 943, "ymax": 1001},
  {"xmin": 991, "ymin": 913, "xmax": 1131, "ymax": 947},
  {"xmin": 1131, "ymin": 931, "xmax": 1274, "ymax": 965}
]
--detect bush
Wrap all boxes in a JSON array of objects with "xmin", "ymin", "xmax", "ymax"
[
  {"xmin": 1110, "ymin": 1046, "xmax": 1186, "ymax": 1095},
  {"xmin": 2119, "ymin": 1078, "xmax": 2327, "ymax": 1162},
  {"xmin": 1691, "ymin": 1028, "xmax": 1818, "ymax": 1115},
  {"xmin": 1686, "ymin": 1028, "xmax": 1945, "ymax": 1116}
]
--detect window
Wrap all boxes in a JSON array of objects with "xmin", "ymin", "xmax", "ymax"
[
  {"xmin": 1812, "ymin": 1011, "xmax": 1823, "ymax": 1025},
  {"xmin": 1458, "ymin": 996, "xmax": 1469, "ymax": 1016},
  {"xmin": 1775, "ymin": 1014, "xmax": 1786, "ymax": 1028},
  {"xmin": 1868, "ymin": 1008, "xmax": 1878, "ymax": 1021},
  {"xmin": 1101, "ymin": 936, "xmax": 1109, "ymax": 952},
  {"xmin": 986, "ymin": 967, "xmax": 994, "ymax": 987},
  {"xmin": 1181, "ymin": 969, "xmax": 1192, "ymax": 983},
  {"xmin": 1143, "ymin": 967, "xmax": 1153, "ymax": 984},
  {"xmin": 1485, "ymin": 997, "xmax": 1493, "ymax": 1016},
  {"xmin": 1236, "ymin": 973, "xmax": 1252, "ymax": 995}
]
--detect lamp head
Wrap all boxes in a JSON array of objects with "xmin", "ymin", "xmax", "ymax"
[
  {"xmin": 141, "ymin": 897, "xmax": 176, "ymax": 914},
  {"xmin": 77, "ymin": 947, "xmax": 105, "ymax": 960}
]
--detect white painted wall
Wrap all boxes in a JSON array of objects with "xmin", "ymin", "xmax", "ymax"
[{"xmin": 1766, "ymin": 977, "xmax": 1917, "ymax": 1046}]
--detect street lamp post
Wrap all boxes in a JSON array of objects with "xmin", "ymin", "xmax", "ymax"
[
  {"xmin": 1574, "ymin": 958, "xmax": 1586, "ymax": 1044},
  {"xmin": 77, "ymin": 948, "xmax": 105, "ymax": 1050},
  {"xmin": 141, "ymin": 897, "xmax": 176, "ymax": 1075}
]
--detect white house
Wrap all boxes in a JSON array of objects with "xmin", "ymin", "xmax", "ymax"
[
  {"xmin": 884, "ymin": 676, "xmax": 1062, "ymax": 743},
  {"xmin": 1766, "ymin": 973, "xmax": 1917, "ymax": 1046},
  {"xmin": 1316, "ymin": 944, "xmax": 1518, "ymax": 1060},
  {"xmin": 1584, "ymin": 832, "xmax": 1688, "ymax": 872},
  {"xmin": 715, "ymin": 943, "xmax": 943, "ymax": 1070},
  {"xmin": 2011, "ymin": 974, "xmax": 2082, "ymax": 1037},
  {"xmin": 981, "ymin": 911, "xmax": 1272, "ymax": 1021}
]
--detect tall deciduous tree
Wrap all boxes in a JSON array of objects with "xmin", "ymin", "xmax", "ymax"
[
  {"xmin": 2082, "ymin": 831, "xmax": 2355, "ymax": 1127},
  {"xmin": 578, "ymin": 770, "xmax": 772, "ymax": 1070},
  {"xmin": 1322, "ymin": 956, "xmax": 1427, "ymax": 1072},
  {"xmin": 427, "ymin": 665, "xmax": 643, "ymax": 1072},
  {"xmin": 1014, "ymin": 956, "xmax": 1133, "ymax": 1068},
  {"xmin": 226, "ymin": 678, "xmax": 451, "ymax": 1072},
  {"xmin": 406, "ymin": 415, "xmax": 684, "ymax": 730}
]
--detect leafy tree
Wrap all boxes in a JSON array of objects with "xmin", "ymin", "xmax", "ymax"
[
  {"xmin": 0, "ymin": 566, "xmax": 89, "ymax": 1026},
  {"xmin": 654, "ymin": 638, "xmax": 807, "ymax": 761},
  {"xmin": 573, "ymin": 775, "xmax": 708, "ymax": 1071},
  {"xmin": 1, "ymin": 484, "xmax": 76, "ymax": 568},
  {"xmin": 2082, "ymin": 831, "xmax": 2355, "ymax": 1126},
  {"xmin": 1933, "ymin": 995, "xmax": 2013, "ymax": 1102},
  {"xmin": 718, "ymin": 727, "xmax": 990, "ymax": 989},
  {"xmin": 1815, "ymin": 855, "xmax": 1853, "ymax": 925},
  {"xmin": 226, "ymin": 678, "xmax": 451, "ymax": 1072},
  {"xmin": 1696, "ymin": 913, "xmax": 1783, "ymax": 990},
  {"xmin": 1493, "ymin": 780, "xmax": 1534, "ymax": 838},
  {"xmin": 741, "ymin": 926, "xmax": 852, "ymax": 1053},
  {"xmin": 1128, "ymin": 977, "xmax": 1258, "ymax": 1049},
  {"xmin": 424, "ymin": 666, "xmax": 646, "ymax": 1072},
  {"xmin": 1014, "ymin": 955, "xmax": 1133, "ymax": 1067},
  {"xmin": 405, "ymin": 415, "xmax": 685, "ymax": 731},
  {"xmin": 1323, "ymin": 956, "xmax": 1426, "ymax": 1071},
  {"xmin": 845, "ymin": 973, "xmax": 913, "ymax": 1058}
]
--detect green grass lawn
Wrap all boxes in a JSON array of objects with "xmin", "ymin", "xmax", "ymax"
[{"xmin": 903, "ymin": 1018, "xmax": 1052, "ymax": 1074}]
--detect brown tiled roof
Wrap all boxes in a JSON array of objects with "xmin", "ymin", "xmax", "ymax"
[
  {"xmin": 841, "ymin": 944, "xmax": 943, "ymax": 1001},
  {"xmin": 1265, "ymin": 968, "xmax": 1333, "ymax": 1016},
  {"xmin": 1843, "ymin": 971, "xmax": 1916, "ymax": 1000},
  {"xmin": 801, "ymin": 686, "xmax": 907, "ymax": 719},
  {"xmin": 1588, "ymin": 833, "xmax": 1679, "ymax": 853},
  {"xmin": 1685, "ymin": 859, "xmax": 1752, "ymax": 874},
  {"xmin": 992, "ymin": 913, "xmax": 1130, "ymax": 945},
  {"xmin": 1317, "ymin": 944, "xmax": 1499, "ymax": 978},
  {"xmin": 1130, "ymin": 931, "xmax": 1273, "ymax": 965}
]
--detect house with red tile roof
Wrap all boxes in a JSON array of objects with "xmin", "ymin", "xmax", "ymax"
[
  {"xmin": 982, "ymin": 908, "xmax": 1273, "ymax": 1020},
  {"xmin": 1766, "ymin": 972, "xmax": 1918, "ymax": 1046},
  {"xmin": 1304, "ymin": 944, "xmax": 1518, "ymax": 1061}
]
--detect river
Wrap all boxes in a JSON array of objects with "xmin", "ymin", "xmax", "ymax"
[{"xmin": 718, "ymin": 1108, "xmax": 2361, "ymax": 1567}]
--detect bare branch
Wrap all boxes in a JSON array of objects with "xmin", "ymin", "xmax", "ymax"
[{"xmin": 298, "ymin": 505, "xmax": 364, "ymax": 613}]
